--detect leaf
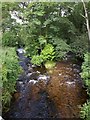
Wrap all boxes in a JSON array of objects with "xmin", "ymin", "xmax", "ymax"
[
  {"xmin": 33, "ymin": 19, "xmax": 41, "ymax": 25},
  {"xmin": 38, "ymin": 36, "xmax": 47, "ymax": 46},
  {"xmin": 33, "ymin": 11, "xmax": 45, "ymax": 16},
  {"xmin": 43, "ymin": 19, "xmax": 51, "ymax": 26}
]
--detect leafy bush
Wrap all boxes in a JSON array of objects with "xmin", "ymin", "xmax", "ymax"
[
  {"xmin": 81, "ymin": 52, "xmax": 90, "ymax": 95},
  {"xmin": 38, "ymin": 35, "xmax": 47, "ymax": 48},
  {"xmin": 41, "ymin": 44, "xmax": 55, "ymax": 61},
  {"xmin": 80, "ymin": 101, "xmax": 90, "ymax": 120},
  {"xmin": 31, "ymin": 44, "xmax": 55, "ymax": 66},
  {"xmin": 2, "ymin": 31, "xmax": 17, "ymax": 47},
  {"xmin": 80, "ymin": 52, "xmax": 90, "ymax": 120},
  {"xmin": 25, "ymin": 41, "xmax": 39, "ymax": 57},
  {"xmin": 70, "ymin": 34, "xmax": 88, "ymax": 58},
  {"xmin": 68, "ymin": 2, "xmax": 85, "ymax": 33},
  {"xmin": 22, "ymin": 2, "xmax": 76, "ymax": 59},
  {"xmin": 31, "ymin": 55, "xmax": 43, "ymax": 66},
  {"xmin": 2, "ymin": 29, "xmax": 25, "ymax": 47},
  {"xmin": 51, "ymin": 17, "xmax": 76, "ymax": 40},
  {"xmin": 1, "ymin": 47, "xmax": 22, "ymax": 112},
  {"xmin": 52, "ymin": 38, "xmax": 71, "ymax": 60}
]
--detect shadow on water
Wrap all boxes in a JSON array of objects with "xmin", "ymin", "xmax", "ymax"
[{"xmin": 3, "ymin": 48, "xmax": 88, "ymax": 119}]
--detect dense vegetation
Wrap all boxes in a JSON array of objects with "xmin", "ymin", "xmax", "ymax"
[
  {"xmin": 2, "ymin": 2, "xmax": 89, "ymax": 60},
  {"xmin": 1, "ymin": 1, "xmax": 90, "ymax": 119},
  {"xmin": 80, "ymin": 53, "xmax": 90, "ymax": 120},
  {"xmin": 1, "ymin": 47, "xmax": 22, "ymax": 112}
]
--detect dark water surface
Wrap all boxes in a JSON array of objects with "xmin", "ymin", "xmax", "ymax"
[{"xmin": 3, "ymin": 49, "xmax": 88, "ymax": 119}]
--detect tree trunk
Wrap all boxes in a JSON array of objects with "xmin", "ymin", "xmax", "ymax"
[{"xmin": 81, "ymin": 0, "xmax": 90, "ymax": 51}]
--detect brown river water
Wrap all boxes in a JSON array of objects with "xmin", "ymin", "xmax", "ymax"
[
  {"xmin": 47, "ymin": 61, "xmax": 87, "ymax": 118},
  {"xmin": 3, "ymin": 50, "xmax": 88, "ymax": 119}
]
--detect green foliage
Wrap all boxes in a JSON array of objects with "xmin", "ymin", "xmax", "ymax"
[
  {"xmin": 68, "ymin": 3, "xmax": 85, "ymax": 33},
  {"xmin": 2, "ymin": 2, "xmax": 88, "ymax": 60},
  {"xmin": 80, "ymin": 101, "xmax": 90, "ymax": 120},
  {"xmin": 31, "ymin": 55, "xmax": 43, "ymax": 66},
  {"xmin": 44, "ymin": 61, "xmax": 56, "ymax": 69},
  {"xmin": 70, "ymin": 34, "xmax": 89, "ymax": 58},
  {"xmin": 41, "ymin": 44, "xmax": 55, "ymax": 61},
  {"xmin": 2, "ymin": 2, "xmax": 90, "ymax": 116},
  {"xmin": 2, "ymin": 3, "xmax": 25, "ymax": 47},
  {"xmin": 38, "ymin": 35, "xmax": 47, "ymax": 48},
  {"xmin": 25, "ymin": 40, "xmax": 39, "ymax": 57},
  {"xmin": 1, "ymin": 47, "xmax": 22, "ymax": 112},
  {"xmin": 81, "ymin": 52, "xmax": 90, "ymax": 95},
  {"xmin": 23, "ymin": 3, "xmax": 76, "ymax": 60},
  {"xmin": 31, "ymin": 44, "xmax": 55, "ymax": 66},
  {"xmin": 80, "ymin": 52, "xmax": 90, "ymax": 119},
  {"xmin": 2, "ymin": 2, "xmax": 22, "ymax": 32},
  {"xmin": 52, "ymin": 38, "xmax": 71, "ymax": 60},
  {"xmin": 51, "ymin": 17, "xmax": 76, "ymax": 40},
  {"xmin": 2, "ymin": 24, "xmax": 26, "ymax": 47},
  {"xmin": 22, "ymin": 2, "xmax": 77, "ymax": 59},
  {"xmin": 2, "ymin": 31, "xmax": 17, "ymax": 47}
]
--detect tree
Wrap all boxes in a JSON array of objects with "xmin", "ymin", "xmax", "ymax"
[{"xmin": 81, "ymin": 0, "xmax": 90, "ymax": 41}]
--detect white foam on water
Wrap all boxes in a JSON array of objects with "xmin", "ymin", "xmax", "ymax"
[
  {"xmin": 36, "ymin": 71, "xmax": 40, "ymax": 74},
  {"xmin": 59, "ymin": 73, "xmax": 62, "ymax": 76},
  {"xmin": 38, "ymin": 75, "xmax": 50, "ymax": 81},
  {"xmin": 17, "ymin": 48, "xmax": 26, "ymax": 54},
  {"xmin": 29, "ymin": 80, "xmax": 37, "ymax": 84},
  {"xmin": 26, "ymin": 73, "xmax": 32, "ymax": 77},
  {"xmin": 18, "ymin": 81, "xmax": 23, "ymax": 84},
  {"xmin": 37, "ymin": 75, "xmax": 50, "ymax": 84},
  {"xmin": 66, "ymin": 81, "xmax": 75, "ymax": 85},
  {"xmin": 0, "ymin": 116, "xmax": 4, "ymax": 120}
]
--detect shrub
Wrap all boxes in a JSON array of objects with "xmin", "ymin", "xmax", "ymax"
[
  {"xmin": 41, "ymin": 44, "xmax": 55, "ymax": 61},
  {"xmin": 31, "ymin": 44, "xmax": 55, "ymax": 66},
  {"xmin": 53, "ymin": 38, "xmax": 71, "ymax": 60},
  {"xmin": 70, "ymin": 34, "xmax": 88, "ymax": 58},
  {"xmin": 80, "ymin": 101, "xmax": 90, "ymax": 120},
  {"xmin": 2, "ymin": 31, "xmax": 17, "ymax": 47},
  {"xmin": 80, "ymin": 52, "xmax": 90, "ymax": 120},
  {"xmin": 1, "ymin": 47, "xmax": 22, "ymax": 112},
  {"xmin": 31, "ymin": 55, "xmax": 43, "ymax": 66},
  {"xmin": 81, "ymin": 52, "xmax": 90, "ymax": 95}
]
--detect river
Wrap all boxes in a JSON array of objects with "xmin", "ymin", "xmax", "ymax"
[{"xmin": 3, "ymin": 48, "xmax": 88, "ymax": 119}]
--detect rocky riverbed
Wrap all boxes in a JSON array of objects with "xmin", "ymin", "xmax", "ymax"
[{"xmin": 3, "ymin": 49, "xmax": 88, "ymax": 119}]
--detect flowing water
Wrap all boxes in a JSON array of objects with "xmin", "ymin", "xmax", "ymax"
[{"xmin": 3, "ymin": 48, "xmax": 88, "ymax": 119}]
